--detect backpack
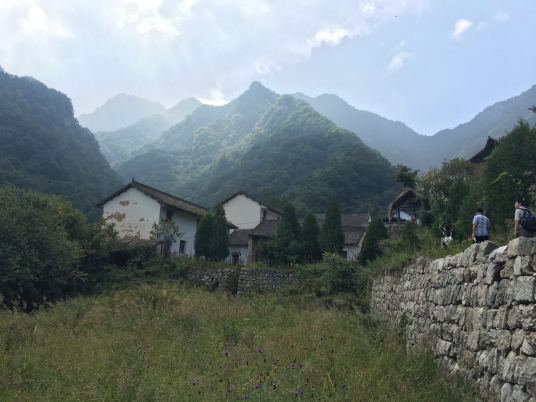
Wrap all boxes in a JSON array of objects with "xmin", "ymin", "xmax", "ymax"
[{"xmin": 520, "ymin": 208, "xmax": 536, "ymax": 232}]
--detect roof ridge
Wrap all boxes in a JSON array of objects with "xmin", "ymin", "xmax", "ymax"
[{"xmin": 132, "ymin": 180, "xmax": 208, "ymax": 210}]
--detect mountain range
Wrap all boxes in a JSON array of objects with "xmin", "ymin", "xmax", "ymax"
[{"xmin": 0, "ymin": 70, "xmax": 121, "ymax": 217}]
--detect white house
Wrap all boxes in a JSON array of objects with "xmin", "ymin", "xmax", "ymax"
[
  {"xmin": 220, "ymin": 192, "xmax": 282, "ymax": 264},
  {"xmin": 96, "ymin": 180, "xmax": 208, "ymax": 256}
]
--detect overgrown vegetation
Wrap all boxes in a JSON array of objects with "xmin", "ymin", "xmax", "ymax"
[
  {"xmin": 0, "ymin": 284, "xmax": 473, "ymax": 401},
  {"xmin": 194, "ymin": 206, "xmax": 230, "ymax": 261}
]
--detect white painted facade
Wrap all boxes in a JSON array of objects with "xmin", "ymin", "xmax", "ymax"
[
  {"xmin": 102, "ymin": 187, "xmax": 200, "ymax": 257},
  {"xmin": 102, "ymin": 187, "xmax": 161, "ymax": 240},
  {"xmin": 222, "ymin": 193, "xmax": 281, "ymax": 230},
  {"xmin": 343, "ymin": 245, "xmax": 360, "ymax": 261},
  {"xmin": 223, "ymin": 194, "xmax": 263, "ymax": 229}
]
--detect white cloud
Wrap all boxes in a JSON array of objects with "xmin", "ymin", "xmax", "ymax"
[
  {"xmin": 452, "ymin": 19, "xmax": 473, "ymax": 39},
  {"xmin": 388, "ymin": 50, "xmax": 413, "ymax": 72},
  {"xmin": 0, "ymin": 0, "xmax": 431, "ymax": 113},
  {"xmin": 20, "ymin": 4, "xmax": 72, "ymax": 39},
  {"xmin": 198, "ymin": 88, "xmax": 228, "ymax": 106},
  {"xmin": 310, "ymin": 27, "xmax": 350, "ymax": 47}
]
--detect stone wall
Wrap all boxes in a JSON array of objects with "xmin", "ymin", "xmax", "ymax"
[
  {"xmin": 182, "ymin": 267, "xmax": 296, "ymax": 294},
  {"xmin": 371, "ymin": 239, "xmax": 536, "ymax": 402}
]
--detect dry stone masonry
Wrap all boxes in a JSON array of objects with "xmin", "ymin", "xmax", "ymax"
[
  {"xmin": 371, "ymin": 239, "xmax": 536, "ymax": 402},
  {"xmin": 182, "ymin": 267, "xmax": 296, "ymax": 294}
]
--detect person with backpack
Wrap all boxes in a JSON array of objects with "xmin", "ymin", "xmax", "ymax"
[
  {"xmin": 514, "ymin": 199, "xmax": 536, "ymax": 238},
  {"xmin": 472, "ymin": 207, "xmax": 490, "ymax": 243}
]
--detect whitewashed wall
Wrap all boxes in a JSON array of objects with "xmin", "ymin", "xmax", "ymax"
[
  {"xmin": 167, "ymin": 207, "xmax": 199, "ymax": 257},
  {"xmin": 223, "ymin": 194, "xmax": 262, "ymax": 229},
  {"xmin": 102, "ymin": 187, "xmax": 160, "ymax": 240}
]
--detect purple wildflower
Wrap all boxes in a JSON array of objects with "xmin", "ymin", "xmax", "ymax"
[{"xmin": 255, "ymin": 383, "xmax": 262, "ymax": 390}]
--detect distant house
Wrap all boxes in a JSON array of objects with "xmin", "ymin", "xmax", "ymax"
[
  {"xmin": 387, "ymin": 188, "xmax": 419, "ymax": 223},
  {"xmin": 96, "ymin": 180, "xmax": 208, "ymax": 257},
  {"xmin": 469, "ymin": 137, "xmax": 499, "ymax": 164},
  {"xmin": 221, "ymin": 192, "xmax": 282, "ymax": 264},
  {"xmin": 312, "ymin": 213, "xmax": 369, "ymax": 261}
]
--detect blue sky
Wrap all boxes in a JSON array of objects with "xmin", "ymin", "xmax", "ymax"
[{"xmin": 1, "ymin": 0, "xmax": 535, "ymax": 134}]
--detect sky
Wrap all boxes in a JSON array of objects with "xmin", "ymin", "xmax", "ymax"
[{"xmin": 1, "ymin": 0, "xmax": 535, "ymax": 134}]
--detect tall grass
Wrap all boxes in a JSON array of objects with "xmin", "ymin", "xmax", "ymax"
[{"xmin": 0, "ymin": 285, "xmax": 473, "ymax": 401}]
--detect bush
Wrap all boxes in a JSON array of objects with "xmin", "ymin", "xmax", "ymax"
[{"xmin": 0, "ymin": 186, "xmax": 118, "ymax": 310}]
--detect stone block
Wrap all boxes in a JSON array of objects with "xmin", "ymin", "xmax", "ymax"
[
  {"xmin": 513, "ymin": 330, "xmax": 527, "ymax": 351},
  {"xmin": 477, "ymin": 241, "xmax": 499, "ymax": 261},
  {"xmin": 488, "ymin": 348, "xmax": 500, "ymax": 374},
  {"xmin": 497, "ymin": 330, "xmax": 513, "ymax": 352},
  {"xmin": 514, "ymin": 356, "xmax": 536, "ymax": 387},
  {"xmin": 514, "ymin": 277, "xmax": 536, "ymax": 303},
  {"xmin": 512, "ymin": 385, "xmax": 531, "ymax": 402},
  {"xmin": 491, "ymin": 245, "xmax": 508, "ymax": 263},
  {"xmin": 467, "ymin": 331, "xmax": 480, "ymax": 351},
  {"xmin": 521, "ymin": 333, "xmax": 536, "ymax": 356},
  {"xmin": 502, "ymin": 259, "xmax": 515, "ymax": 279},
  {"xmin": 490, "ymin": 375, "xmax": 503, "ymax": 398},
  {"xmin": 508, "ymin": 237, "xmax": 536, "ymax": 258},
  {"xmin": 435, "ymin": 339, "xmax": 452, "ymax": 356},
  {"xmin": 486, "ymin": 262, "xmax": 503, "ymax": 285},
  {"xmin": 514, "ymin": 256, "xmax": 534, "ymax": 276},
  {"xmin": 488, "ymin": 282, "xmax": 500, "ymax": 307},
  {"xmin": 508, "ymin": 306, "xmax": 523, "ymax": 330},
  {"xmin": 501, "ymin": 382, "xmax": 514, "ymax": 402},
  {"xmin": 499, "ymin": 351, "xmax": 517, "ymax": 382}
]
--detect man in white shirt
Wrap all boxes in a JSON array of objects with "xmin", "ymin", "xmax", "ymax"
[
  {"xmin": 514, "ymin": 200, "xmax": 536, "ymax": 238},
  {"xmin": 472, "ymin": 207, "xmax": 490, "ymax": 243}
]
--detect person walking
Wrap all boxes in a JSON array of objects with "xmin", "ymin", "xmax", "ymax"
[
  {"xmin": 514, "ymin": 199, "xmax": 536, "ymax": 238},
  {"xmin": 472, "ymin": 207, "xmax": 490, "ymax": 243}
]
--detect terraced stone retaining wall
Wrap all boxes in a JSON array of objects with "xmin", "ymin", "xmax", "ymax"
[
  {"xmin": 182, "ymin": 267, "xmax": 296, "ymax": 294},
  {"xmin": 371, "ymin": 239, "xmax": 536, "ymax": 402}
]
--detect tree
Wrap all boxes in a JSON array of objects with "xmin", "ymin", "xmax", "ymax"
[
  {"xmin": 209, "ymin": 206, "xmax": 229, "ymax": 261},
  {"xmin": 359, "ymin": 217, "xmax": 388, "ymax": 264},
  {"xmin": 395, "ymin": 164, "xmax": 419, "ymax": 189},
  {"xmin": 151, "ymin": 218, "xmax": 183, "ymax": 261},
  {"xmin": 0, "ymin": 187, "xmax": 85, "ymax": 310},
  {"xmin": 301, "ymin": 212, "xmax": 321, "ymax": 263},
  {"xmin": 482, "ymin": 121, "xmax": 536, "ymax": 228},
  {"xmin": 194, "ymin": 213, "xmax": 214, "ymax": 259},
  {"xmin": 261, "ymin": 203, "xmax": 303, "ymax": 265},
  {"xmin": 319, "ymin": 198, "xmax": 344, "ymax": 254}
]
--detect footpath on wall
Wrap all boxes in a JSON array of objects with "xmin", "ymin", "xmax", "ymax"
[{"xmin": 371, "ymin": 239, "xmax": 536, "ymax": 402}]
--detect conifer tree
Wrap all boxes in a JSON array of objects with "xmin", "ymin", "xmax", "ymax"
[
  {"xmin": 194, "ymin": 212, "xmax": 214, "ymax": 258},
  {"xmin": 301, "ymin": 212, "xmax": 321, "ymax": 263},
  {"xmin": 210, "ymin": 206, "xmax": 229, "ymax": 261},
  {"xmin": 359, "ymin": 217, "xmax": 388, "ymax": 264},
  {"xmin": 319, "ymin": 198, "xmax": 344, "ymax": 254}
]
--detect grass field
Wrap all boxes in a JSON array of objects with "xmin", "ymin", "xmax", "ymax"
[{"xmin": 0, "ymin": 284, "xmax": 473, "ymax": 401}]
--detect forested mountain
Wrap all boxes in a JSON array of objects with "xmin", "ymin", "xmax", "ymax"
[
  {"xmin": 95, "ymin": 97, "xmax": 201, "ymax": 166},
  {"xmin": 78, "ymin": 93, "xmax": 166, "ymax": 132},
  {"xmin": 293, "ymin": 93, "xmax": 427, "ymax": 168},
  {"xmin": 428, "ymin": 85, "xmax": 536, "ymax": 163},
  {"xmin": 0, "ymin": 69, "xmax": 122, "ymax": 217},
  {"xmin": 297, "ymin": 86, "xmax": 536, "ymax": 170},
  {"xmin": 118, "ymin": 85, "xmax": 397, "ymax": 213}
]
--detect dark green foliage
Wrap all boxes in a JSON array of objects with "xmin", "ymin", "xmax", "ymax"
[
  {"xmin": 151, "ymin": 219, "xmax": 183, "ymax": 260},
  {"xmin": 261, "ymin": 203, "xmax": 303, "ymax": 265},
  {"xmin": 296, "ymin": 253, "xmax": 357, "ymax": 296},
  {"xmin": 395, "ymin": 164, "xmax": 419, "ymax": 188},
  {"xmin": 194, "ymin": 212, "xmax": 214, "ymax": 258},
  {"xmin": 400, "ymin": 223, "xmax": 420, "ymax": 251},
  {"xmin": 0, "ymin": 187, "xmax": 116, "ymax": 310},
  {"xmin": 210, "ymin": 206, "xmax": 229, "ymax": 262},
  {"xmin": 301, "ymin": 213, "xmax": 321, "ymax": 263},
  {"xmin": 319, "ymin": 198, "xmax": 344, "ymax": 254},
  {"xmin": 0, "ymin": 70, "xmax": 122, "ymax": 218},
  {"xmin": 419, "ymin": 158, "xmax": 478, "ymax": 237},
  {"xmin": 359, "ymin": 217, "xmax": 388, "ymax": 264},
  {"xmin": 482, "ymin": 121, "xmax": 536, "ymax": 228}
]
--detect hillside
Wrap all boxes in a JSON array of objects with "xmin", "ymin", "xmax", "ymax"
[
  {"xmin": 297, "ymin": 86, "xmax": 536, "ymax": 170},
  {"xmin": 0, "ymin": 69, "xmax": 122, "ymax": 216},
  {"xmin": 293, "ymin": 93, "xmax": 429, "ymax": 168},
  {"xmin": 118, "ymin": 85, "xmax": 397, "ymax": 212},
  {"xmin": 0, "ymin": 284, "xmax": 471, "ymax": 401},
  {"xmin": 78, "ymin": 93, "xmax": 166, "ymax": 132},
  {"xmin": 96, "ymin": 97, "xmax": 201, "ymax": 166}
]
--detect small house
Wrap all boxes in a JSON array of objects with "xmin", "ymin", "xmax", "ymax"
[
  {"xmin": 388, "ymin": 188, "xmax": 419, "ymax": 223},
  {"xmin": 96, "ymin": 180, "xmax": 207, "ymax": 257}
]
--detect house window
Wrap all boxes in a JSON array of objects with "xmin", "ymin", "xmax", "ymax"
[
  {"xmin": 179, "ymin": 240, "xmax": 186, "ymax": 255},
  {"xmin": 166, "ymin": 209, "xmax": 173, "ymax": 220}
]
